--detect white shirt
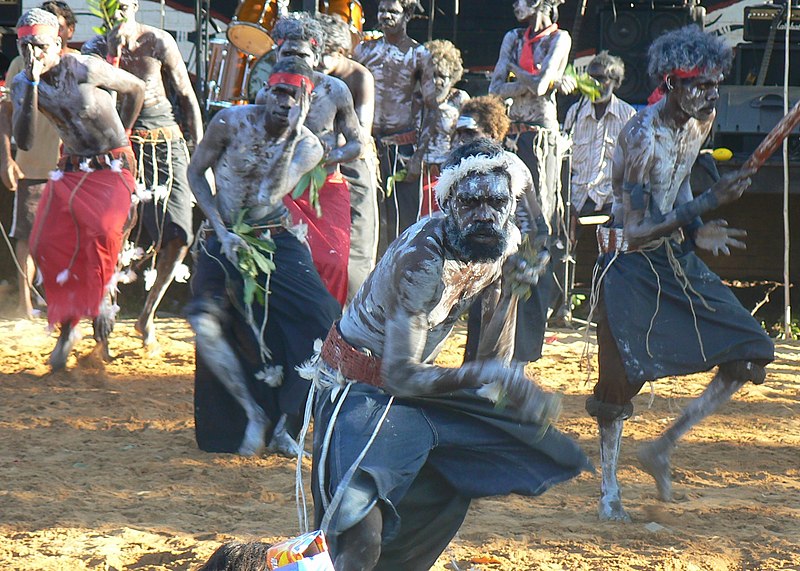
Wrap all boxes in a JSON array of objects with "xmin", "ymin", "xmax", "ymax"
[{"xmin": 564, "ymin": 94, "xmax": 636, "ymax": 212}]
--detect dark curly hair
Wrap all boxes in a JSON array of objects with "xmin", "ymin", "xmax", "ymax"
[
  {"xmin": 40, "ymin": 0, "xmax": 76, "ymax": 29},
  {"xmin": 460, "ymin": 95, "xmax": 511, "ymax": 142}
]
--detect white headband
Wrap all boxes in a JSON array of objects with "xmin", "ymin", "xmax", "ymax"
[
  {"xmin": 435, "ymin": 151, "xmax": 527, "ymax": 207},
  {"xmin": 456, "ymin": 115, "xmax": 480, "ymax": 130}
]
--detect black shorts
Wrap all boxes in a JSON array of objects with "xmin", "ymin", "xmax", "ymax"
[{"xmin": 10, "ymin": 178, "xmax": 47, "ymax": 240}]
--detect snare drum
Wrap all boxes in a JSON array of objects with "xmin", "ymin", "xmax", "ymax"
[
  {"xmin": 246, "ymin": 49, "xmax": 277, "ymax": 102},
  {"xmin": 207, "ymin": 39, "xmax": 253, "ymax": 108},
  {"xmin": 227, "ymin": 0, "xmax": 278, "ymax": 57},
  {"xmin": 319, "ymin": 0, "xmax": 364, "ymax": 48}
]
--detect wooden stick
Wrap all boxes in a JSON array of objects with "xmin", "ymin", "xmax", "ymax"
[{"xmin": 743, "ymin": 97, "xmax": 800, "ymax": 171}]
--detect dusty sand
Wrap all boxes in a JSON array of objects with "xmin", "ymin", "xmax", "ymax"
[{"xmin": 0, "ymin": 316, "xmax": 798, "ymax": 570}]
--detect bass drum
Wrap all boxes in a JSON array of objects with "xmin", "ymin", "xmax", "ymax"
[
  {"xmin": 227, "ymin": 0, "xmax": 278, "ymax": 57},
  {"xmin": 319, "ymin": 0, "xmax": 364, "ymax": 49},
  {"xmin": 207, "ymin": 39, "xmax": 253, "ymax": 108},
  {"xmin": 246, "ymin": 49, "xmax": 277, "ymax": 103}
]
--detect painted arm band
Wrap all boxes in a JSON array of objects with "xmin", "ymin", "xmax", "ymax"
[
  {"xmin": 674, "ymin": 189, "xmax": 719, "ymax": 226},
  {"xmin": 622, "ymin": 181, "xmax": 649, "ymax": 211}
]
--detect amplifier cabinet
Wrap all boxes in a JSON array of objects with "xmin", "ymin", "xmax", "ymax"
[{"xmin": 744, "ymin": 4, "xmax": 800, "ymax": 43}]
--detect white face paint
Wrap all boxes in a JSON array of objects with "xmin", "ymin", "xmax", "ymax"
[
  {"xmin": 378, "ymin": 0, "xmax": 407, "ymax": 34},
  {"xmin": 513, "ymin": 0, "xmax": 540, "ymax": 22},
  {"xmin": 672, "ymin": 70, "xmax": 723, "ymax": 121},
  {"xmin": 277, "ymin": 39, "xmax": 320, "ymax": 70},
  {"xmin": 450, "ymin": 171, "xmax": 513, "ymax": 234}
]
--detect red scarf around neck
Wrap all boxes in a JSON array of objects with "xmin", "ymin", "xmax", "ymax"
[{"xmin": 519, "ymin": 23, "xmax": 558, "ymax": 75}]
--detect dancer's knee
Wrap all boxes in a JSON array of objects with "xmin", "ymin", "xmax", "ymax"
[
  {"xmin": 718, "ymin": 360, "xmax": 767, "ymax": 385},
  {"xmin": 585, "ymin": 396, "xmax": 633, "ymax": 421}
]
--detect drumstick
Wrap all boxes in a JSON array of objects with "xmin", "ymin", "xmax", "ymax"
[{"xmin": 743, "ymin": 97, "xmax": 800, "ymax": 172}]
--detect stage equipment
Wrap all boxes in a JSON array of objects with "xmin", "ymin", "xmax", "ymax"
[
  {"xmin": 598, "ymin": 3, "xmax": 705, "ymax": 104},
  {"xmin": 246, "ymin": 49, "xmax": 277, "ymax": 101},
  {"xmin": 0, "ymin": 0, "xmax": 20, "ymax": 27},
  {"xmin": 228, "ymin": 0, "xmax": 286, "ymax": 57},
  {"xmin": 713, "ymin": 85, "xmax": 800, "ymax": 155},
  {"xmin": 744, "ymin": 3, "xmax": 800, "ymax": 43},
  {"xmin": 318, "ymin": 0, "xmax": 364, "ymax": 47},
  {"xmin": 206, "ymin": 39, "xmax": 254, "ymax": 109},
  {"xmin": 732, "ymin": 42, "xmax": 800, "ymax": 86}
]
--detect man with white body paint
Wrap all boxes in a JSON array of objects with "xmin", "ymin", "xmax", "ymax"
[
  {"xmin": 256, "ymin": 12, "xmax": 364, "ymax": 307},
  {"xmin": 589, "ymin": 25, "xmax": 774, "ymax": 522},
  {"xmin": 305, "ymin": 139, "xmax": 590, "ymax": 570},
  {"xmin": 352, "ymin": 0, "xmax": 438, "ymax": 252},
  {"xmin": 82, "ymin": 0, "xmax": 203, "ymax": 350},
  {"xmin": 489, "ymin": 0, "xmax": 574, "ymax": 362},
  {"xmin": 11, "ymin": 8, "xmax": 145, "ymax": 370},
  {"xmin": 186, "ymin": 57, "xmax": 340, "ymax": 457}
]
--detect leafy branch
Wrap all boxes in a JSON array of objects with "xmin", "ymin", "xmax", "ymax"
[
  {"xmin": 564, "ymin": 64, "xmax": 602, "ymax": 101},
  {"xmin": 385, "ymin": 168, "xmax": 407, "ymax": 198},
  {"xmin": 87, "ymin": 0, "xmax": 120, "ymax": 35},
  {"xmin": 232, "ymin": 209, "xmax": 277, "ymax": 306},
  {"xmin": 292, "ymin": 160, "xmax": 327, "ymax": 217}
]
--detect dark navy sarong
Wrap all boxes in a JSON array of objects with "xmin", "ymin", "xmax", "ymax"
[
  {"xmin": 600, "ymin": 239, "xmax": 774, "ymax": 384},
  {"xmin": 188, "ymin": 230, "xmax": 340, "ymax": 453},
  {"xmin": 313, "ymin": 382, "xmax": 592, "ymax": 556}
]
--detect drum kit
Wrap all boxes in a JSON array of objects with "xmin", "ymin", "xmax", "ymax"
[{"xmin": 205, "ymin": 0, "xmax": 364, "ymax": 111}]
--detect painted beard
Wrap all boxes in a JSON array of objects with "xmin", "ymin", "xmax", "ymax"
[{"xmin": 445, "ymin": 215, "xmax": 509, "ymax": 263}]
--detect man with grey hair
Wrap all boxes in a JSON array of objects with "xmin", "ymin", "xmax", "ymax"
[
  {"xmin": 588, "ymin": 25, "xmax": 774, "ymax": 522},
  {"xmin": 11, "ymin": 7, "xmax": 145, "ymax": 369},
  {"xmin": 305, "ymin": 138, "xmax": 589, "ymax": 570},
  {"xmin": 563, "ymin": 50, "xmax": 635, "ymax": 246}
]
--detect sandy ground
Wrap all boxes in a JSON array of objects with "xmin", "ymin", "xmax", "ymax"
[{"xmin": 0, "ymin": 314, "xmax": 798, "ymax": 571}]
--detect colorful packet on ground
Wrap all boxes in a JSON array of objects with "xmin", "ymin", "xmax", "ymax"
[{"xmin": 267, "ymin": 530, "xmax": 334, "ymax": 571}]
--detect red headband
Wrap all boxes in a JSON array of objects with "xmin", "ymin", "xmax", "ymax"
[
  {"xmin": 268, "ymin": 72, "xmax": 315, "ymax": 95},
  {"xmin": 17, "ymin": 24, "xmax": 59, "ymax": 39},
  {"xmin": 276, "ymin": 38, "xmax": 318, "ymax": 47}
]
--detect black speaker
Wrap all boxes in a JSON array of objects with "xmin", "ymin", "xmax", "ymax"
[
  {"xmin": 0, "ymin": 0, "xmax": 20, "ymax": 27},
  {"xmin": 730, "ymin": 42, "xmax": 800, "ymax": 86},
  {"xmin": 598, "ymin": 4, "xmax": 705, "ymax": 104}
]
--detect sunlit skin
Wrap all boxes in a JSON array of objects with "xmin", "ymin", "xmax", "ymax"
[
  {"xmin": 11, "ymin": 17, "xmax": 145, "ymax": 368},
  {"xmin": 489, "ymin": 0, "xmax": 572, "ymax": 128},
  {"xmin": 186, "ymin": 72, "xmax": 325, "ymax": 457},
  {"xmin": 352, "ymin": 0, "xmax": 437, "ymax": 138},
  {"xmin": 596, "ymin": 63, "xmax": 765, "ymax": 523},
  {"xmin": 325, "ymin": 160, "xmax": 559, "ymax": 570},
  {"xmin": 0, "ymin": 13, "xmax": 76, "ymax": 318},
  {"xmin": 261, "ymin": 38, "xmax": 363, "ymax": 170}
]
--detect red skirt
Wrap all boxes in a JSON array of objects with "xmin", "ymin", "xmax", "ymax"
[
  {"xmin": 284, "ymin": 171, "xmax": 351, "ymax": 307},
  {"xmin": 30, "ymin": 168, "xmax": 134, "ymax": 326}
]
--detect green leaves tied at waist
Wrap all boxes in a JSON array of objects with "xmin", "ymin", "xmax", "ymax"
[{"xmin": 232, "ymin": 209, "xmax": 277, "ymax": 306}]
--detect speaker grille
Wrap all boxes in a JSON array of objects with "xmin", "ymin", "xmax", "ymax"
[{"xmin": 598, "ymin": 5, "xmax": 705, "ymax": 104}]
